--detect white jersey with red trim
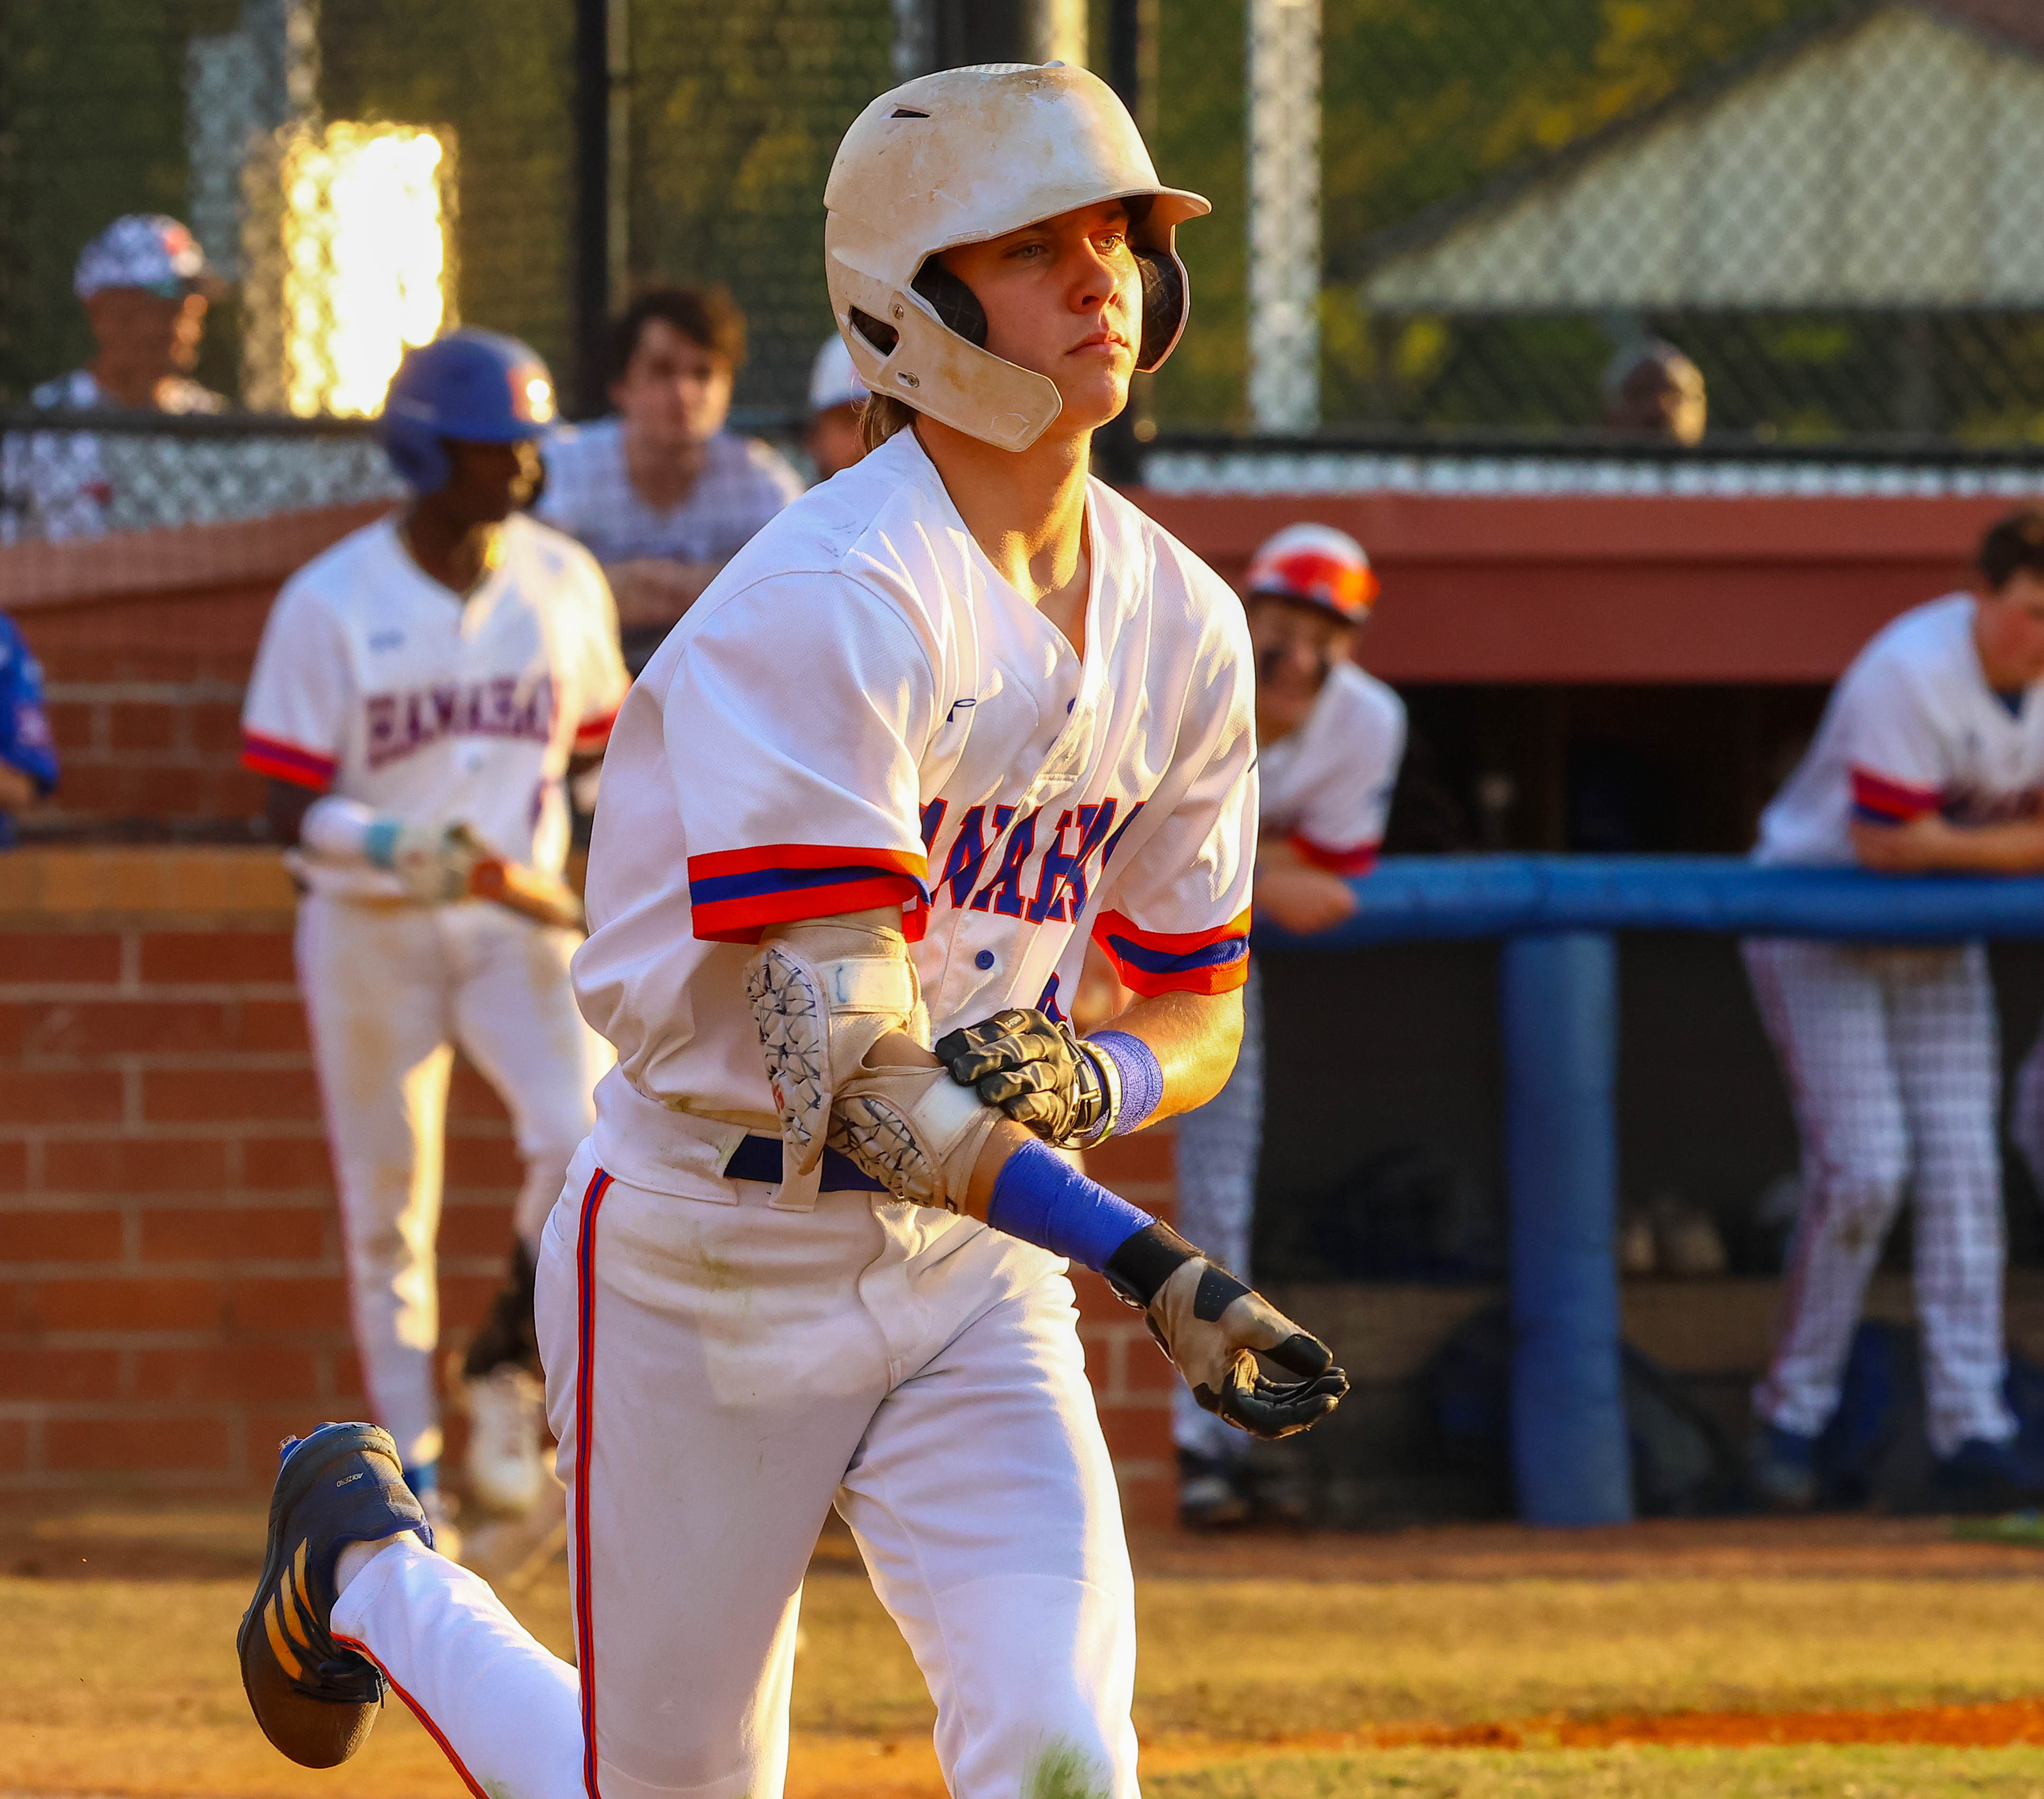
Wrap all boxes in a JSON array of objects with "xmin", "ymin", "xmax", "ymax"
[
  {"xmin": 1756, "ymin": 593, "xmax": 2044, "ymax": 867},
  {"xmin": 240, "ymin": 513, "xmax": 628, "ymax": 898},
  {"xmin": 1257, "ymin": 660, "xmax": 1405, "ymax": 873},
  {"xmin": 572, "ymin": 426, "xmax": 1257, "ymax": 1194}
]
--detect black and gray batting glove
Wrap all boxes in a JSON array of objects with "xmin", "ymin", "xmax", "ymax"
[
  {"xmin": 934, "ymin": 1008, "xmax": 1110, "ymax": 1146},
  {"xmin": 1104, "ymin": 1221, "xmax": 1348, "ymax": 1440}
]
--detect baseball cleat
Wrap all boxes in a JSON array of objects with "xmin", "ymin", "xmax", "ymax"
[
  {"xmin": 464, "ymin": 1364, "xmax": 549, "ymax": 1516},
  {"xmin": 1749, "ymin": 1421, "xmax": 1819, "ymax": 1512},
  {"xmin": 237, "ymin": 1422, "xmax": 431, "ymax": 1768}
]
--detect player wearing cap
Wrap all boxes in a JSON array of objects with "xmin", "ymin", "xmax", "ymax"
[
  {"xmin": 0, "ymin": 214, "xmax": 225, "ymax": 543},
  {"xmin": 237, "ymin": 64, "xmax": 1346, "ymax": 1799},
  {"xmin": 802, "ymin": 334, "xmax": 868, "ymax": 480},
  {"xmin": 536, "ymin": 287, "xmax": 802, "ymax": 670},
  {"xmin": 239, "ymin": 330, "xmax": 628, "ymax": 1547},
  {"xmin": 1747, "ymin": 509, "xmax": 2044, "ymax": 1513},
  {"xmin": 1174, "ymin": 523, "xmax": 1404, "ymax": 1526}
]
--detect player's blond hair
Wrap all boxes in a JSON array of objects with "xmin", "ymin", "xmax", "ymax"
[{"xmin": 861, "ymin": 392, "xmax": 918, "ymax": 453}]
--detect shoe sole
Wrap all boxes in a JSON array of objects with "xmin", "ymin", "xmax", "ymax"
[{"xmin": 237, "ymin": 1424, "xmax": 392, "ymax": 1768}]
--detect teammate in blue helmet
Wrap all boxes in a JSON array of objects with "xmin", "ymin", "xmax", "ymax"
[{"xmin": 380, "ymin": 329, "xmax": 556, "ymax": 594}]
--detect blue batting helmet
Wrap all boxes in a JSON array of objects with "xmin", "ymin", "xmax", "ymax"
[{"xmin": 378, "ymin": 329, "xmax": 557, "ymax": 493}]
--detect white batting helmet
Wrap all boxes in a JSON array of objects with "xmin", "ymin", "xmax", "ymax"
[
  {"xmin": 1245, "ymin": 523, "xmax": 1381, "ymax": 623},
  {"xmin": 823, "ymin": 63, "xmax": 1210, "ymax": 453}
]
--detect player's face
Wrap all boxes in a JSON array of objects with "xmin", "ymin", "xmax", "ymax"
[
  {"xmin": 612, "ymin": 320, "xmax": 733, "ymax": 452},
  {"xmin": 1247, "ymin": 595, "xmax": 1353, "ymax": 736},
  {"xmin": 938, "ymin": 202, "xmax": 1140, "ymax": 435},
  {"xmin": 84, "ymin": 287, "xmax": 208, "ymax": 383},
  {"xmin": 437, "ymin": 438, "xmax": 543, "ymax": 524},
  {"xmin": 1979, "ymin": 569, "xmax": 2044, "ymax": 685}
]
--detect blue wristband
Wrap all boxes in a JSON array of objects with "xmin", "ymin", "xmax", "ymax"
[
  {"xmin": 987, "ymin": 1137, "xmax": 1154, "ymax": 1272},
  {"xmin": 363, "ymin": 816, "xmax": 404, "ymax": 870},
  {"xmin": 1087, "ymin": 1029, "xmax": 1163, "ymax": 1136}
]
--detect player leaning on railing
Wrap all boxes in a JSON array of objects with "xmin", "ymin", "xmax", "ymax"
[
  {"xmin": 1748, "ymin": 508, "xmax": 2044, "ymax": 1514},
  {"xmin": 233, "ymin": 63, "xmax": 1346, "ymax": 1799}
]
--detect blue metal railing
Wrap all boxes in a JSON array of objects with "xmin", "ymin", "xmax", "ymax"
[{"xmin": 1261, "ymin": 856, "xmax": 2044, "ymax": 1527}]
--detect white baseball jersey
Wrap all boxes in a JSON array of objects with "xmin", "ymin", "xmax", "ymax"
[
  {"xmin": 1757, "ymin": 593, "xmax": 2044, "ymax": 866},
  {"xmin": 1257, "ymin": 659, "xmax": 1406, "ymax": 873},
  {"xmin": 574, "ymin": 426, "xmax": 1258, "ymax": 1194},
  {"xmin": 240, "ymin": 513, "xmax": 629, "ymax": 898}
]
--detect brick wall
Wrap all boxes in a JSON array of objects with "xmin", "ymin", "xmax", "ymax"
[
  {"xmin": 7, "ymin": 503, "xmax": 385, "ymax": 836},
  {"xmin": 0, "ymin": 848, "xmax": 1180, "ymax": 1523}
]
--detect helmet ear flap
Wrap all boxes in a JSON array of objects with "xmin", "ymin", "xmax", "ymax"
[
  {"xmin": 1133, "ymin": 250, "xmax": 1185, "ymax": 374},
  {"xmin": 910, "ymin": 259, "xmax": 988, "ymax": 348},
  {"xmin": 381, "ymin": 421, "xmax": 451, "ymax": 494}
]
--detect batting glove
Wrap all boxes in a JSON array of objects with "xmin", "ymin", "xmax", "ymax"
[
  {"xmin": 934, "ymin": 1008, "xmax": 1111, "ymax": 1146},
  {"xmin": 372, "ymin": 821, "xmax": 485, "ymax": 906},
  {"xmin": 1104, "ymin": 1220, "xmax": 1348, "ymax": 1440}
]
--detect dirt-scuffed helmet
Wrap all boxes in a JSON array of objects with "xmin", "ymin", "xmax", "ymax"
[{"xmin": 824, "ymin": 63, "xmax": 1210, "ymax": 453}]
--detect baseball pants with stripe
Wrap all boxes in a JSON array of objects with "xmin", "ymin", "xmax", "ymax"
[
  {"xmin": 1743, "ymin": 937, "xmax": 2015, "ymax": 1458},
  {"xmin": 1169, "ymin": 961, "xmax": 1262, "ymax": 1465},
  {"xmin": 330, "ymin": 1141, "xmax": 1140, "ymax": 1799},
  {"xmin": 298, "ymin": 895, "xmax": 614, "ymax": 1470}
]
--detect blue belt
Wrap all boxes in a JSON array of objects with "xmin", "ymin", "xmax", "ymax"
[{"xmin": 724, "ymin": 1132, "xmax": 888, "ymax": 1193}]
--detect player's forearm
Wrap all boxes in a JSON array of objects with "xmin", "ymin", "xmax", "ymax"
[
  {"xmin": 1091, "ymin": 986, "xmax": 1241, "ymax": 1122},
  {"xmin": 0, "ymin": 758, "xmax": 38, "ymax": 813},
  {"xmin": 1851, "ymin": 815, "xmax": 2044, "ymax": 873}
]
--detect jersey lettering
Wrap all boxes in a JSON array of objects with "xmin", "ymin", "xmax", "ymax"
[
  {"xmin": 1027, "ymin": 800, "xmax": 1122, "ymax": 924},
  {"xmin": 365, "ymin": 674, "xmax": 557, "ymax": 770},
  {"xmin": 972, "ymin": 807, "xmax": 1038, "ymax": 916}
]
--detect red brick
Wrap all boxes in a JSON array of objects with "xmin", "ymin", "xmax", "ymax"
[
  {"xmin": 139, "ymin": 932, "xmax": 295, "ymax": 985},
  {"xmin": 244, "ymin": 1408, "xmax": 348, "ymax": 1465},
  {"xmin": 107, "ymin": 702, "xmax": 184, "ymax": 753},
  {"xmin": 0, "ymin": 1140, "xmax": 27, "ymax": 1192},
  {"xmin": 0, "ymin": 1348, "xmax": 121, "ymax": 1401},
  {"xmin": 227, "ymin": 1276, "xmax": 350, "ymax": 1332},
  {"xmin": 190, "ymin": 703, "xmax": 245, "ymax": 755},
  {"xmin": 44, "ymin": 1414, "xmax": 231, "ymax": 1474},
  {"xmin": 0, "ymin": 933, "xmax": 122, "ymax": 985},
  {"xmin": 237, "ymin": 1000, "xmax": 310, "ymax": 1053},
  {"xmin": 1118, "ymin": 1471, "xmax": 1176, "ymax": 1532},
  {"xmin": 438, "ymin": 1276, "xmax": 500, "ymax": 1330},
  {"xmin": 1084, "ymin": 1130, "xmax": 1174, "ymax": 1186},
  {"xmin": 447, "ymin": 1064, "xmax": 512, "ymax": 1123},
  {"xmin": 443, "ymin": 1136, "xmax": 523, "ymax": 1186},
  {"xmin": 140, "ymin": 1206, "xmax": 324, "ymax": 1264},
  {"xmin": 43, "ymin": 700, "xmax": 100, "ymax": 753},
  {"xmin": 0, "ymin": 1209, "xmax": 124, "ymax": 1264},
  {"xmin": 0, "ymin": 1421, "xmax": 27, "ymax": 1473},
  {"xmin": 0, "ymin": 1069, "xmax": 124, "ymax": 1125},
  {"xmin": 437, "ymin": 1204, "xmax": 519, "ymax": 1256},
  {"xmin": 41, "ymin": 1136, "xmax": 232, "ymax": 1194},
  {"xmin": 5, "ymin": 999, "xmax": 224, "ymax": 1056},
  {"xmin": 27, "ymin": 1276, "xmax": 229, "ymax": 1331},
  {"xmin": 143, "ymin": 1066, "xmax": 321, "ymax": 1125},
  {"xmin": 133, "ymin": 1345, "xmax": 318, "ymax": 1404},
  {"xmin": 239, "ymin": 1136, "xmax": 333, "ymax": 1192}
]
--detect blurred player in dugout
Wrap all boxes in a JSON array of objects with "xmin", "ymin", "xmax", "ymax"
[
  {"xmin": 241, "ymin": 330, "xmax": 629, "ymax": 1556},
  {"xmin": 1129, "ymin": 524, "xmax": 1405, "ymax": 1527},
  {"xmin": 536, "ymin": 286, "xmax": 803, "ymax": 671},
  {"xmin": 0, "ymin": 213, "xmax": 226, "ymax": 543},
  {"xmin": 1749, "ymin": 509, "xmax": 2044, "ymax": 1514}
]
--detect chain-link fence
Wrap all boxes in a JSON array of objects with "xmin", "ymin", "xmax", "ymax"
[{"xmin": 6, "ymin": 0, "xmax": 2044, "ymax": 542}]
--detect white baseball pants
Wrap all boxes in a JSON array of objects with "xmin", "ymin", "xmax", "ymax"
[
  {"xmin": 1744, "ymin": 937, "xmax": 2015, "ymax": 1458},
  {"xmin": 330, "ymin": 1145, "xmax": 1140, "ymax": 1799},
  {"xmin": 298, "ymin": 895, "xmax": 613, "ymax": 1469},
  {"xmin": 1169, "ymin": 962, "xmax": 1262, "ymax": 1465}
]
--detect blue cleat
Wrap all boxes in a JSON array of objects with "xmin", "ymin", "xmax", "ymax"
[
  {"xmin": 1750, "ymin": 1421, "xmax": 1819, "ymax": 1511},
  {"xmin": 237, "ymin": 1422, "xmax": 431, "ymax": 1768}
]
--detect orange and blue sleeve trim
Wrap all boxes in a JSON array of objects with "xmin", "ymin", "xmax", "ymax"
[
  {"xmin": 573, "ymin": 707, "xmax": 619, "ymax": 754},
  {"xmin": 240, "ymin": 728, "xmax": 336, "ymax": 792},
  {"xmin": 1289, "ymin": 832, "xmax": 1379, "ymax": 876},
  {"xmin": 687, "ymin": 843, "xmax": 929, "ymax": 944},
  {"xmin": 1092, "ymin": 907, "xmax": 1252, "ymax": 998},
  {"xmin": 1850, "ymin": 766, "xmax": 1941, "ymax": 827}
]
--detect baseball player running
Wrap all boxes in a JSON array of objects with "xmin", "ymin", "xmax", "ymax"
[
  {"xmin": 235, "ymin": 64, "xmax": 1345, "ymax": 1799},
  {"xmin": 1174, "ymin": 523, "xmax": 1403, "ymax": 1526},
  {"xmin": 1748, "ymin": 508, "xmax": 2044, "ymax": 1512},
  {"xmin": 240, "ymin": 330, "xmax": 627, "ymax": 1544}
]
